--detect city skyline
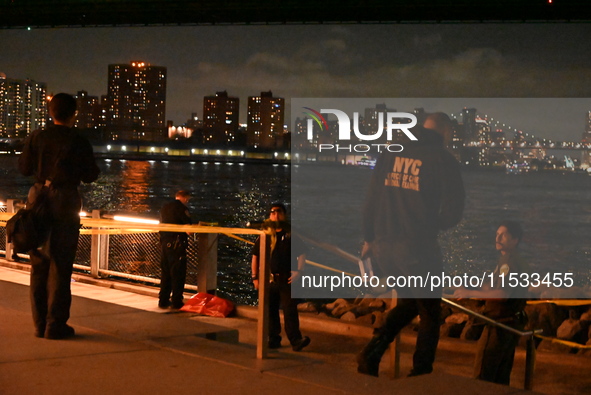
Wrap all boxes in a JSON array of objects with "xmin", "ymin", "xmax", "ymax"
[{"xmin": 2, "ymin": 23, "xmax": 591, "ymax": 141}]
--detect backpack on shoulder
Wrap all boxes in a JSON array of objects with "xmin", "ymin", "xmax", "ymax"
[{"xmin": 6, "ymin": 186, "xmax": 52, "ymax": 253}]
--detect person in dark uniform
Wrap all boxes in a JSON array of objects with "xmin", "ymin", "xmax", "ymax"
[
  {"xmin": 18, "ymin": 93, "xmax": 100, "ymax": 339},
  {"xmin": 251, "ymin": 203, "xmax": 310, "ymax": 351},
  {"xmin": 454, "ymin": 220, "xmax": 529, "ymax": 385},
  {"xmin": 159, "ymin": 190, "xmax": 192, "ymax": 309},
  {"xmin": 357, "ymin": 113, "xmax": 465, "ymax": 377}
]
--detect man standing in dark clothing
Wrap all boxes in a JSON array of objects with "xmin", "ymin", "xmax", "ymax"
[
  {"xmin": 357, "ymin": 113, "xmax": 465, "ymax": 377},
  {"xmin": 454, "ymin": 221, "xmax": 529, "ymax": 385},
  {"xmin": 251, "ymin": 203, "xmax": 310, "ymax": 351},
  {"xmin": 159, "ymin": 190, "xmax": 192, "ymax": 309},
  {"xmin": 18, "ymin": 93, "xmax": 100, "ymax": 339}
]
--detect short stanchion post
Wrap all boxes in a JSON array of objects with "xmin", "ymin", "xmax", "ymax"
[
  {"xmin": 90, "ymin": 210, "xmax": 109, "ymax": 278},
  {"xmin": 256, "ymin": 233, "xmax": 269, "ymax": 359},
  {"xmin": 389, "ymin": 289, "xmax": 400, "ymax": 378},
  {"xmin": 524, "ymin": 334, "xmax": 536, "ymax": 390},
  {"xmin": 5, "ymin": 199, "xmax": 17, "ymax": 261},
  {"xmin": 197, "ymin": 233, "xmax": 218, "ymax": 294}
]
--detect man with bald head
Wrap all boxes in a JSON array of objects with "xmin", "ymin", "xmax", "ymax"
[{"xmin": 357, "ymin": 112, "xmax": 465, "ymax": 377}]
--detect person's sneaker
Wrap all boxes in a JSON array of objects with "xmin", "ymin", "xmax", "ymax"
[
  {"xmin": 171, "ymin": 301, "xmax": 184, "ymax": 309},
  {"xmin": 407, "ymin": 368, "xmax": 432, "ymax": 377},
  {"xmin": 158, "ymin": 300, "xmax": 171, "ymax": 309},
  {"xmin": 34, "ymin": 327, "xmax": 45, "ymax": 338},
  {"xmin": 292, "ymin": 336, "xmax": 310, "ymax": 352},
  {"xmin": 268, "ymin": 340, "xmax": 282, "ymax": 349},
  {"xmin": 45, "ymin": 324, "xmax": 75, "ymax": 340},
  {"xmin": 356, "ymin": 353, "xmax": 379, "ymax": 377}
]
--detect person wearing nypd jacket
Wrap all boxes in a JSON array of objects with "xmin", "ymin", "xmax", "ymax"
[
  {"xmin": 357, "ymin": 112, "xmax": 465, "ymax": 377},
  {"xmin": 159, "ymin": 190, "xmax": 192, "ymax": 309}
]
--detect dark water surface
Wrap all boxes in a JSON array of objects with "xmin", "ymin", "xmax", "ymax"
[{"xmin": 293, "ymin": 164, "xmax": 591, "ymax": 298}]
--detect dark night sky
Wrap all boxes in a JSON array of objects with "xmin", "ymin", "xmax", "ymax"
[{"xmin": 2, "ymin": 23, "xmax": 591, "ymax": 141}]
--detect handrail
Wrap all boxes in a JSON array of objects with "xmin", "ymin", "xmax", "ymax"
[
  {"xmin": 442, "ymin": 297, "xmax": 541, "ymax": 390},
  {"xmin": 442, "ymin": 297, "xmax": 543, "ymax": 337},
  {"xmin": 297, "ymin": 234, "xmax": 361, "ymax": 265},
  {"xmin": 229, "ymin": 229, "xmax": 361, "ymax": 277}
]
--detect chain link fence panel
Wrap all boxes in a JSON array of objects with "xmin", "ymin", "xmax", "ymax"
[
  {"xmin": 0, "ymin": 205, "xmax": 6, "ymax": 251},
  {"xmin": 76, "ymin": 231, "xmax": 200, "ymax": 286}
]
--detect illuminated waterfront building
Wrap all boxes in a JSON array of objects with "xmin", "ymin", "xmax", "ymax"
[
  {"xmin": 462, "ymin": 107, "xmax": 478, "ymax": 143},
  {"xmin": 74, "ymin": 90, "xmax": 102, "ymax": 130},
  {"xmin": 582, "ymin": 111, "xmax": 591, "ymax": 164},
  {"xmin": 364, "ymin": 104, "xmax": 423, "ymax": 146},
  {"xmin": 247, "ymin": 91, "xmax": 285, "ymax": 148},
  {"xmin": 203, "ymin": 91, "xmax": 239, "ymax": 145},
  {"xmin": 185, "ymin": 113, "xmax": 203, "ymax": 130},
  {"xmin": 0, "ymin": 73, "xmax": 47, "ymax": 138},
  {"xmin": 293, "ymin": 117, "xmax": 314, "ymax": 150},
  {"xmin": 104, "ymin": 61, "xmax": 167, "ymax": 141},
  {"xmin": 448, "ymin": 118, "xmax": 463, "ymax": 160},
  {"xmin": 583, "ymin": 111, "xmax": 591, "ymax": 143},
  {"xmin": 363, "ymin": 103, "xmax": 395, "ymax": 145}
]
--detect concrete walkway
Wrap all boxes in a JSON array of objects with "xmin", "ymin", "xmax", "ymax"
[{"xmin": 0, "ymin": 264, "xmax": 586, "ymax": 395}]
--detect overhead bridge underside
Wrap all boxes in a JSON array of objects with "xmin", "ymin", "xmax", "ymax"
[{"xmin": 1, "ymin": 1, "xmax": 591, "ymax": 29}]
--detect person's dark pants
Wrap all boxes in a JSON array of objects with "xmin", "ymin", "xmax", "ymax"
[
  {"xmin": 474, "ymin": 324, "xmax": 520, "ymax": 385},
  {"xmin": 159, "ymin": 239, "xmax": 187, "ymax": 306},
  {"xmin": 377, "ymin": 298, "xmax": 442, "ymax": 374},
  {"xmin": 268, "ymin": 279, "xmax": 302, "ymax": 345},
  {"xmin": 29, "ymin": 185, "xmax": 81, "ymax": 335},
  {"xmin": 369, "ymin": 239, "xmax": 443, "ymax": 374}
]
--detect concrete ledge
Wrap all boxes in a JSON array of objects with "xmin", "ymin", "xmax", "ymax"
[{"xmin": 235, "ymin": 305, "xmax": 373, "ymax": 338}]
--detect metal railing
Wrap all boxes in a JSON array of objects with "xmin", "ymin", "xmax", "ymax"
[{"xmin": 442, "ymin": 297, "xmax": 542, "ymax": 391}]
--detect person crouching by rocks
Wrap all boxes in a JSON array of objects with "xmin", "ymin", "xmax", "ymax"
[
  {"xmin": 251, "ymin": 203, "xmax": 310, "ymax": 351},
  {"xmin": 453, "ymin": 220, "xmax": 529, "ymax": 386}
]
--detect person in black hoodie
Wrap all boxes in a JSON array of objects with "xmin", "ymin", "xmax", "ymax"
[
  {"xmin": 357, "ymin": 112, "xmax": 465, "ymax": 377},
  {"xmin": 19, "ymin": 93, "xmax": 100, "ymax": 339}
]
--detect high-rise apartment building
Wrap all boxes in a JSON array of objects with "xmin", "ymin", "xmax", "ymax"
[
  {"xmin": 0, "ymin": 73, "xmax": 47, "ymax": 138},
  {"xmin": 461, "ymin": 107, "xmax": 478, "ymax": 143},
  {"xmin": 584, "ymin": 111, "xmax": 591, "ymax": 139},
  {"xmin": 74, "ymin": 90, "xmax": 102, "ymax": 130},
  {"xmin": 364, "ymin": 103, "xmax": 396, "ymax": 145},
  {"xmin": 203, "ymin": 91, "xmax": 239, "ymax": 145},
  {"xmin": 247, "ymin": 91, "xmax": 284, "ymax": 148},
  {"xmin": 104, "ymin": 61, "xmax": 167, "ymax": 141},
  {"xmin": 582, "ymin": 111, "xmax": 591, "ymax": 165}
]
